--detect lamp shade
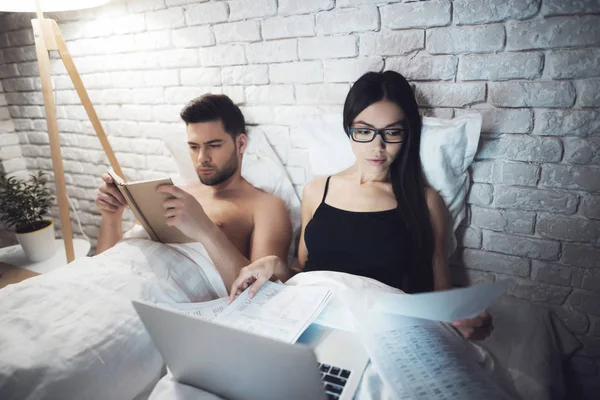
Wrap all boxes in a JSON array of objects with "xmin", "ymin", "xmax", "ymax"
[{"xmin": 0, "ymin": 0, "xmax": 110, "ymax": 12}]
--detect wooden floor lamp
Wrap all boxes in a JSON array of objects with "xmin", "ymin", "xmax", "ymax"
[{"xmin": 0, "ymin": 0, "xmax": 125, "ymax": 262}]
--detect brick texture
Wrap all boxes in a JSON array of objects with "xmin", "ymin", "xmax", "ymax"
[
  {"xmin": 381, "ymin": 1, "xmax": 451, "ymax": 29},
  {"xmin": 1, "ymin": 2, "xmax": 599, "ymax": 396},
  {"xmin": 454, "ymin": 0, "xmax": 539, "ymax": 25}
]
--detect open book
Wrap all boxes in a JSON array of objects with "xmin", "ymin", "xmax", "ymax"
[
  {"xmin": 162, "ymin": 281, "xmax": 332, "ymax": 344},
  {"xmin": 107, "ymin": 170, "xmax": 192, "ymax": 243}
]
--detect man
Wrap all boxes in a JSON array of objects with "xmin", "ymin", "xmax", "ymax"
[{"xmin": 94, "ymin": 94, "xmax": 292, "ymax": 291}]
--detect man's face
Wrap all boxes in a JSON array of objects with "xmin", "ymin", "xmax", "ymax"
[{"xmin": 186, "ymin": 120, "xmax": 244, "ymax": 186}]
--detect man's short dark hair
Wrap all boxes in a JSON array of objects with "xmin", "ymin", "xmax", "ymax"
[{"xmin": 180, "ymin": 94, "xmax": 246, "ymax": 138}]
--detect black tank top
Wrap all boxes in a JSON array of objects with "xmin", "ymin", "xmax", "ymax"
[{"xmin": 303, "ymin": 177, "xmax": 411, "ymax": 290}]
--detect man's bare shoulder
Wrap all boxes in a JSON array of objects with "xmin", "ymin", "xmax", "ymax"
[
  {"xmin": 252, "ymin": 187, "xmax": 285, "ymax": 211},
  {"xmin": 246, "ymin": 185, "xmax": 288, "ymax": 215}
]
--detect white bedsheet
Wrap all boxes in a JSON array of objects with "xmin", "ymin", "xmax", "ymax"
[
  {"xmin": 148, "ymin": 271, "xmax": 580, "ymax": 400},
  {"xmin": 0, "ymin": 240, "xmax": 579, "ymax": 400},
  {"xmin": 148, "ymin": 271, "xmax": 498, "ymax": 400},
  {"xmin": 0, "ymin": 238, "xmax": 226, "ymax": 400}
]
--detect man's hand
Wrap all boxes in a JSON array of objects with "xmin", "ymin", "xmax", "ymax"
[
  {"xmin": 229, "ymin": 255, "xmax": 283, "ymax": 303},
  {"xmin": 95, "ymin": 174, "xmax": 127, "ymax": 218},
  {"xmin": 157, "ymin": 184, "xmax": 212, "ymax": 241},
  {"xmin": 451, "ymin": 311, "xmax": 493, "ymax": 341}
]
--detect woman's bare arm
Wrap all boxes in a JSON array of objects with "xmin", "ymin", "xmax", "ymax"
[
  {"xmin": 425, "ymin": 187, "xmax": 453, "ymax": 291},
  {"xmin": 426, "ymin": 188, "xmax": 494, "ymax": 340}
]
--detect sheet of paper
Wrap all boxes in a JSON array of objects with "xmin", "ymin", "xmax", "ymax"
[
  {"xmin": 161, "ymin": 297, "xmax": 229, "ymax": 321},
  {"xmin": 352, "ymin": 309, "xmax": 510, "ymax": 400},
  {"xmin": 366, "ymin": 281, "xmax": 509, "ymax": 322},
  {"xmin": 313, "ymin": 293, "xmax": 356, "ymax": 332},
  {"xmin": 214, "ymin": 281, "xmax": 332, "ymax": 343}
]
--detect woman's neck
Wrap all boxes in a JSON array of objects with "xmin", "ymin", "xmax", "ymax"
[{"xmin": 349, "ymin": 164, "xmax": 391, "ymax": 185}]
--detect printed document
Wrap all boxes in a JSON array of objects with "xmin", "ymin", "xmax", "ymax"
[
  {"xmin": 163, "ymin": 297, "xmax": 229, "ymax": 321},
  {"xmin": 162, "ymin": 281, "xmax": 332, "ymax": 344},
  {"xmin": 313, "ymin": 281, "xmax": 509, "ymax": 333},
  {"xmin": 350, "ymin": 307, "xmax": 511, "ymax": 400},
  {"xmin": 215, "ymin": 281, "xmax": 332, "ymax": 343},
  {"xmin": 365, "ymin": 281, "xmax": 509, "ymax": 322}
]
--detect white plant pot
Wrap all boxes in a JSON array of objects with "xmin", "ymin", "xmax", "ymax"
[{"xmin": 15, "ymin": 220, "xmax": 57, "ymax": 263}]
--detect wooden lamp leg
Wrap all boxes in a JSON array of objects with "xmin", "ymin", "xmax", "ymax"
[
  {"xmin": 31, "ymin": 19, "xmax": 74, "ymax": 263},
  {"xmin": 31, "ymin": 16, "xmax": 126, "ymax": 263},
  {"xmin": 51, "ymin": 20, "xmax": 125, "ymax": 180}
]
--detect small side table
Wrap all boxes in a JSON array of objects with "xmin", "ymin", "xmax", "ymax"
[
  {"xmin": 0, "ymin": 238, "xmax": 91, "ymax": 275},
  {"xmin": 0, "ymin": 262, "xmax": 40, "ymax": 289}
]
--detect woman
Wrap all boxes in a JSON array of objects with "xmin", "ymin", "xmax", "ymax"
[{"xmin": 230, "ymin": 71, "xmax": 492, "ymax": 340}]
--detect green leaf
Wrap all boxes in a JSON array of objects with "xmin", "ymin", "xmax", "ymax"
[{"xmin": 0, "ymin": 170, "xmax": 55, "ymax": 231}]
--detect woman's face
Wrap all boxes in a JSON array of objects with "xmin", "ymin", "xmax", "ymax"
[{"xmin": 349, "ymin": 100, "xmax": 406, "ymax": 173}]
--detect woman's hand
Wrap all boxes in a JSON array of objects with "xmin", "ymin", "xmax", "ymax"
[
  {"xmin": 229, "ymin": 255, "xmax": 282, "ymax": 303},
  {"xmin": 451, "ymin": 311, "xmax": 493, "ymax": 341}
]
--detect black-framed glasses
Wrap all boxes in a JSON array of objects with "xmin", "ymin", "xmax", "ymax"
[{"xmin": 348, "ymin": 127, "xmax": 408, "ymax": 143}]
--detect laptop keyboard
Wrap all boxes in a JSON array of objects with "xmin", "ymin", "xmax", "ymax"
[{"xmin": 319, "ymin": 363, "xmax": 351, "ymax": 399}]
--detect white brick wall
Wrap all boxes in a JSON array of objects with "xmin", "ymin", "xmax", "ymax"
[
  {"xmin": 0, "ymin": 81, "xmax": 26, "ymax": 176},
  {"xmin": 184, "ymin": 2, "xmax": 228, "ymax": 25},
  {"xmin": 360, "ymin": 30, "xmax": 424, "ymax": 56},
  {"xmin": 299, "ymin": 36, "xmax": 357, "ymax": 59},
  {"xmin": 261, "ymin": 15, "xmax": 315, "ymax": 40},
  {"xmin": 315, "ymin": 6, "xmax": 380, "ymax": 35},
  {"xmin": 214, "ymin": 21, "xmax": 260, "ymax": 44},
  {"xmin": 172, "ymin": 26, "xmax": 215, "ymax": 48},
  {"xmin": 1, "ymin": 1, "xmax": 599, "ymax": 394},
  {"xmin": 381, "ymin": 0, "xmax": 451, "ymax": 29},
  {"xmin": 246, "ymin": 39, "xmax": 298, "ymax": 64}
]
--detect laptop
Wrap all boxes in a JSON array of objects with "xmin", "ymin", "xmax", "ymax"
[{"xmin": 132, "ymin": 300, "xmax": 369, "ymax": 400}]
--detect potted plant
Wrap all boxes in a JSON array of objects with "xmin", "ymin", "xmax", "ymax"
[{"xmin": 0, "ymin": 170, "xmax": 56, "ymax": 262}]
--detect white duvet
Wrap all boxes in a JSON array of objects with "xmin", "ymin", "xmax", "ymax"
[
  {"xmin": 147, "ymin": 271, "xmax": 580, "ymax": 400},
  {"xmin": 0, "ymin": 238, "xmax": 226, "ymax": 400},
  {"xmin": 0, "ymin": 239, "xmax": 579, "ymax": 400},
  {"xmin": 149, "ymin": 271, "xmax": 498, "ymax": 400}
]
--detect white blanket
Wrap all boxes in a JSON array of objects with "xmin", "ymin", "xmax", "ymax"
[
  {"xmin": 0, "ymin": 239, "xmax": 578, "ymax": 400},
  {"xmin": 148, "ymin": 271, "xmax": 579, "ymax": 400},
  {"xmin": 0, "ymin": 238, "xmax": 226, "ymax": 400},
  {"xmin": 148, "ymin": 271, "xmax": 499, "ymax": 400}
]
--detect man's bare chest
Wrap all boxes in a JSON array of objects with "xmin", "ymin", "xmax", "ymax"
[{"xmin": 202, "ymin": 199, "xmax": 253, "ymax": 239}]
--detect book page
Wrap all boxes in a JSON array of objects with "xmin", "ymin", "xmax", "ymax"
[
  {"xmin": 107, "ymin": 168, "xmax": 191, "ymax": 244},
  {"xmin": 214, "ymin": 281, "xmax": 332, "ymax": 343}
]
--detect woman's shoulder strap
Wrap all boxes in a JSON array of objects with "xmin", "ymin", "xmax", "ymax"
[{"xmin": 321, "ymin": 176, "xmax": 331, "ymax": 203}]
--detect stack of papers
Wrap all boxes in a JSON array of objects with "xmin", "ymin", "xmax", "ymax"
[
  {"xmin": 164, "ymin": 281, "xmax": 332, "ymax": 344},
  {"xmin": 164, "ymin": 297, "xmax": 229, "ymax": 321}
]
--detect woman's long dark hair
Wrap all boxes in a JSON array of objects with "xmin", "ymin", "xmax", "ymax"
[{"xmin": 343, "ymin": 71, "xmax": 434, "ymax": 293}]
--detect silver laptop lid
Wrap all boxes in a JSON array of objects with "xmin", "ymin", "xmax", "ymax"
[{"xmin": 133, "ymin": 300, "xmax": 327, "ymax": 400}]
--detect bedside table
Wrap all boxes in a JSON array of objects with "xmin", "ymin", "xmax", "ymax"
[
  {"xmin": 0, "ymin": 262, "xmax": 40, "ymax": 289},
  {"xmin": 0, "ymin": 238, "xmax": 91, "ymax": 275}
]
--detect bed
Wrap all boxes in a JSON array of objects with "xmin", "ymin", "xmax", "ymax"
[{"xmin": 0, "ymin": 119, "xmax": 580, "ymax": 400}]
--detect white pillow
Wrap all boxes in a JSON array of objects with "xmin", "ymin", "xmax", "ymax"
[
  {"xmin": 298, "ymin": 114, "xmax": 482, "ymax": 256},
  {"xmin": 242, "ymin": 126, "xmax": 302, "ymax": 247},
  {"xmin": 163, "ymin": 127, "xmax": 301, "ymax": 263}
]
